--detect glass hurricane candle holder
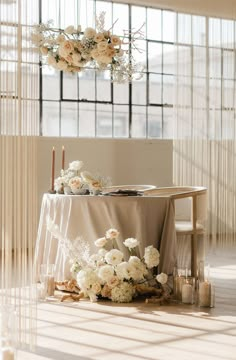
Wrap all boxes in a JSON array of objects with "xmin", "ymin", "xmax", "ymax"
[
  {"xmin": 173, "ymin": 267, "xmax": 185, "ymax": 302},
  {"xmin": 181, "ymin": 277, "xmax": 195, "ymax": 304},
  {"xmin": 40, "ymin": 264, "xmax": 55, "ymax": 299}
]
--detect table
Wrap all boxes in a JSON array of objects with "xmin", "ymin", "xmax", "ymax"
[{"xmin": 34, "ymin": 194, "xmax": 177, "ymax": 281}]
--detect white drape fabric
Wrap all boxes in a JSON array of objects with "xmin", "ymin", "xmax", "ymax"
[
  {"xmin": 174, "ymin": 13, "xmax": 236, "ymax": 247},
  {"xmin": 0, "ymin": 0, "xmax": 39, "ymax": 347}
]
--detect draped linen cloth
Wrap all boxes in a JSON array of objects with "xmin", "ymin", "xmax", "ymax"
[{"xmin": 35, "ymin": 194, "xmax": 177, "ymax": 281}]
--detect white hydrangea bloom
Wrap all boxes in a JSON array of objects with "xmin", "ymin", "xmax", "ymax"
[
  {"xmin": 98, "ymin": 264, "xmax": 115, "ymax": 282},
  {"xmin": 111, "ymin": 281, "xmax": 134, "ymax": 303},
  {"xmin": 144, "ymin": 245, "xmax": 160, "ymax": 269},
  {"xmin": 123, "ymin": 237, "xmax": 139, "ymax": 249},
  {"xmin": 156, "ymin": 272, "xmax": 168, "ymax": 285}
]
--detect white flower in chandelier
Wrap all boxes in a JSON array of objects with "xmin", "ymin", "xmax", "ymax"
[
  {"xmin": 156, "ymin": 272, "xmax": 168, "ymax": 285},
  {"xmin": 64, "ymin": 25, "xmax": 76, "ymax": 34},
  {"xmin": 57, "ymin": 60, "xmax": 68, "ymax": 71},
  {"xmin": 105, "ymin": 249, "xmax": 123, "ymax": 266},
  {"xmin": 84, "ymin": 27, "xmax": 96, "ymax": 38},
  {"xmin": 123, "ymin": 237, "xmax": 139, "ymax": 249},
  {"xmin": 69, "ymin": 160, "xmax": 84, "ymax": 171},
  {"xmin": 94, "ymin": 237, "xmax": 108, "ymax": 248},
  {"xmin": 110, "ymin": 35, "xmax": 121, "ymax": 46},
  {"xmin": 58, "ymin": 40, "xmax": 74, "ymax": 57},
  {"xmin": 105, "ymin": 228, "xmax": 119, "ymax": 240},
  {"xmin": 144, "ymin": 245, "xmax": 160, "ymax": 269}
]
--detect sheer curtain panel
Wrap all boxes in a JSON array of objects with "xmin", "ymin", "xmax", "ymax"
[
  {"xmin": 0, "ymin": 0, "xmax": 39, "ymax": 348},
  {"xmin": 174, "ymin": 13, "xmax": 236, "ymax": 247}
]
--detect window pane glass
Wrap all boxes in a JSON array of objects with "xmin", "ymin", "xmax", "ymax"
[
  {"xmin": 192, "ymin": 16, "xmax": 206, "ymax": 46},
  {"xmin": 79, "ymin": 70, "xmax": 95, "ymax": 101},
  {"xmin": 132, "ymin": 106, "xmax": 146, "ymax": 138},
  {"xmin": 96, "ymin": 104, "xmax": 112, "ymax": 137},
  {"xmin": 113, "ymin": 82, "xmax": 129, "ymax": 104},
  {"xmin": 148, "ymin": 106, "xmax": 162, "ymax": 138},
  {"xmin": 149, "ymin": 74, "xmax": 162, "ymax": 104},
  {"xmin": 148, "ymin": 42, "xmax": 162, "ymax": 73},
  {"xmin": 163, "ymin": 107, "xmax": 173, "ymax": 138},
  {"xmin": 61, "ymin": 102, "xmax": 78, "ymax": 137},
  {"xmin": 132, "ymin": 73, "xmax": 147, "ymax": 105},
  {"xmin": 163, "ymin": 75, "xmax": 173, "ymax": 105},
  {"xmin": 42, "ymin": 67, "xmax": 60, "ymax": 100},
  {"xmin": 63, "ymin": 73, "xmax": 78, "ymax": 100},
  {"xmin": 96, "ymin": 71, "xmax": 111, "ymax": 102},
  {"xmin": 114, "ymin": 105, "xmax": 129, "ymax": 138},
  {"xmin": 147, "ymin": 9, "xmax": 161, "ymax": 40},
  {"xmin": 178, "ymin": 14, "xmax": 192, "ymax": 44},
  {"xmin": 163, "ymin": 11, "xmax": 175, "ymax": 42},
  {"xmin": 163, "ymin": 44, "xmax": 175, "ymax": 74},
  {"xmin": 42, "ymin": 0, "xmax": 59, "ymax": 26},
  {"xmin": 113, "ymin": 4, "xmax": 129, "ymax": 36},
  {"xmin": 79, "ymin": 103, "xmax": 95, "ymax": 137},
  {"xmin": 132, "ymin": 6, "xmax": 146, "ymax": 38},
  {"xmin": 42, "ymin": 101, "xmax": 60, "ymax": 136}
]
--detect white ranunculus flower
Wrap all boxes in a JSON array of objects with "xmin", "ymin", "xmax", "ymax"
[
  {"xmin": 105, "ymin": 228, "xmax": 119, "ymax": 240},
  {"xmin": 98, "ymin": 264, "xmax": 114, "ymax": 282},
  {"xmin": 123, "ymin": 237, "xmax": 139, "ymax": 249},
  {"xmin": 144, "ymin": 245, "xmax": 160, "ymax": 269},
  {"xmin": 64, "ymin": 25, "xmax": 76, "ymax": 34},
  {"xmin": 105, "ymin": 249, "xmax": 123, "ymax": 266},
  {"xmin": 72, "ymin": 52, "xmax": 82, "ymax": 66},
  {"xmin": 128, "ymin": 256, "xmax": 148, "ymax": 280},
  {"xmin": 84, "ymin": 27, "xmax": 96, "ymax": 38},
  {"xmin": 97, "ymin": 41, "xmax": 108, "ymax": 51},
  {"xmin": 77, "ymin": 268, "xmax": 100, "ymax": 292},
  {"xmin": 94, "ymin": 237, "xmax": 107, "ymax": 248},
  {"xmin": 156, "ymin": 272, "xmax": 168, "ymax": 285},
  {"xmin": 69, "ymin": 160, "xmax": 84, "ymax": 171}
]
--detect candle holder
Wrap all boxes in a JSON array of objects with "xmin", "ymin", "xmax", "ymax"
[
  {"xmin": 173, "ymin": 267, "xmax": 185, "ymax": 302},
  {"xmin": 197, "ymin": 264, "xmax": 215, "ymax": 308},
  {"xmin": 0, "ymin": 305, "xmax": 17, "ymax": 360},
  {"xmin": 181, "ymin": 276, "xmax": 195, "ymax": 304},
  {"xmin": 39, "ymin": 264, "xmax": 55, "ymax": 299}
]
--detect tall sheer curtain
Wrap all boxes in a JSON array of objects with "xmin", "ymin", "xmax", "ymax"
[
  {"xmin": 0, "ymin": 0, "xmax": 39, "ymax": 347},
  {"xmin": 174, "ymin": 13, "xmax": 236, "ymax": 247}
]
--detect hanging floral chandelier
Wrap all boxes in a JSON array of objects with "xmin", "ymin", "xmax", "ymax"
[{"xmin": 31, "ymin": 12, "xmax": 143, "ymax": 83}]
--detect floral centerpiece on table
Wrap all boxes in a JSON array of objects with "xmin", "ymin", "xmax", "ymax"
[
  {"xmin": 31, "ymin": 12, "xmax": 143, "ymax": 83},
  {"xmin": 63, "ymin": 228, "xmax": 170, "ymax": 304},
  {"xmin": 54, "ymin": 160, "xmax": 111, "ymax": 195}
]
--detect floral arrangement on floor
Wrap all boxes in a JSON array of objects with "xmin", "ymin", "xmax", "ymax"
[
  {"xmin": 54, "ymin": 160, "xmax": 111, "ymax": 195},
  {"xmin": 31, "ymin": 12, "xmax": 143, "ymax": 83},
  {"xmin": 60, "ymin": 228, "xmax": 170, "ymax": 304}
]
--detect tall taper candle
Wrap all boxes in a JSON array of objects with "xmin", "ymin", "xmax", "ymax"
[
  {"xmin": 62, "ymin": 145, "xmax": 65, "ymax": 170},
  {"xmin": 51, "ymin": 147, "xmax": 55, "ymax": 191}
]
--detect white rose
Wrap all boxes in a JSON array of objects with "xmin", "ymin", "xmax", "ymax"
[
  {"xmin": 64, "ymin": 25, "xmax": 76, "ymax": 34},
  {"xmin": 144, "ymin": 245, "xmax": 160, "ymax": 269},
  {"xmin": 97, "ymin": 41, "xmax": 108, "ymax": 52},
  {"xmin": 98, "ymin": 264, "xmax": 114, "ymax": 282},
  {"xmin": 95, "ymin": 237, "xmax": 108, "ymax": 248},
  {"xmin": 156, "ymin": 272, "xmax": 168, "ymax": 285},
  {"xmin": 84, "ymin": 27, "xmax": 96, "ymax": 38},
  {"xmin": 69, "ymin": 176, "xmax": 82, "ymax": 189},
  {"xmin": 110, "ymin": 35, "xmax": 121, "ymax": 46},
  {"xmin": 106, "ymin": 276, "xmax": 120, "ymax": 289},
  {"xmin": 57, "ymin": 60, "xmax": 68, "ymax": 71},
  {"xmin": 97, "ymin": 55, "xmax": 112, "ymax": 65},
  {"xmin": 72, "ymin": 52, "xmax": 82, "ymax": 66},
  {"xmin": 56, "ymin": 34, "xmax": 66, "ymax": 44},
  {"xmin": 115, "ymin": 261, "xmax": 131, "ymax": 280},
  {"xmin": 123, "ymin": 237, "xmax": 139, "ymax": 249},
  {"xmin": 40, "ymin": 46, "xmax": 48, "ymax": 55},
  {"xmin": 105, "ymin": 249, "xmax": 123, "ymax": 266},
  {"xmin": 94, "ymin": 32, "xmax": 105, "ymax": 42},
  {"xmin": 58, "ymin": 40, "xmax": 74, "ymax": 57}
]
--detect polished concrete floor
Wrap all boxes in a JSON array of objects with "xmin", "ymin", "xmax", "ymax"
[{"xmin": 18, "ymin": 247, "xmax": 236, "ymax": 360}]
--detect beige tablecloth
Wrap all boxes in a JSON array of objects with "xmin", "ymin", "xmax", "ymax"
[{"xmin": 34, "ymin": 194, "xmax": 177, "ymax": 280}]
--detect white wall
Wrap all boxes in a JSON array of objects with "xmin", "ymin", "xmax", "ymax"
[{"xmin": 38, "ymin": 137, "xmax": 173, "ymax": 203}]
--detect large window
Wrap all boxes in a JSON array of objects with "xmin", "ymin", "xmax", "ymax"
[
  {"xmin": 40, "ymin": 0, "xmax": 175, "ymax": 138},
  {"xmin": 39, "ymin": 1, "xmax": 236, "ymax": 139}
]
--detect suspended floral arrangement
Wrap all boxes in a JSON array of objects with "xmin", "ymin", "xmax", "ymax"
[{"xmin": 31, "ymin": 12, "xmax": 144, "ymax": 83}]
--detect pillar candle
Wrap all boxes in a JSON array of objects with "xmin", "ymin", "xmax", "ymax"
[
  {"xmin": 51, "ymin": 147, "xmax": 55, "ymax": 191},
  {"xmin": 0, "ymin": 348, "xmax": 15, "ymax": 360},
  {"xmin": 199, "ymin": 281, "xmax": 211, "ymax": 307},
  {"xmin": 62, "ymin": 145, "xmax": 65, "ymax": 170},
  {"xmin": 182, "ymin": 281, "xmax": 193, "ymax": 304}
]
